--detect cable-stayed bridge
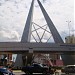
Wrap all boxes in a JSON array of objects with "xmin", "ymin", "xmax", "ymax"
[{"xmin": 0, "ymin": 0, "xmax": 75, "ymax": 68}]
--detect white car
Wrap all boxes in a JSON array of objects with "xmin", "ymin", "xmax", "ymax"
[{"xmin": 61, "ymin": 65, "xmax": 75, "ymax": 74}]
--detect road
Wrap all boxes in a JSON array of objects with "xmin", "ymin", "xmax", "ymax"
[{"xmin": 13, "ymin": 71, "xmax": 75, "ymax": 75}]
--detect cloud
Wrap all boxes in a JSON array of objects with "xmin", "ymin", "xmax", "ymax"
[
  {"xmin": 0, "ymin": 30, "xmax": 20, "ymax": 42},
  {"xmin": 41, "ymin": 0, "xmax": 46, "ymax": 3},
  {"xmin": 0, "ymin": 0, "xmax": 74, "ymax": 42},
  {"xmin": 34, "ymin": 0, "xmax": 74, "ymax": 39}
]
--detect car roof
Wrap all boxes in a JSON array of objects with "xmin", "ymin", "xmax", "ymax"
[{"xmin": 66, "ymin": 65, "xmax": 75, "ymax": 67}]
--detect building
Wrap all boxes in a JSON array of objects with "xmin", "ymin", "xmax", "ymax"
[
  {"xmin": 33, "ymin": 54, "xmax": 53, "ymax": 66},
  {"xmin": 49, "ymin": 53, "xmax": 63, "ymax": 66},
  {"xmin": 65, "ymin": 35, "xmax": 75, "ymax": 43},
  {"xmin": 33, "ymin": 53, "xmax": 63, "ymax": 66},
  {"xmin": 0, "ymin": 54, "xmax": 12, "ymax": 66}
]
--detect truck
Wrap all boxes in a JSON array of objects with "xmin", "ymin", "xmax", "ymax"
[{"xmin": 22, "ymin": 63, "xmax": 54, "ymax": 74}]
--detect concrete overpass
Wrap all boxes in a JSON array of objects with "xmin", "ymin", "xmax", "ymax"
[{"xmin": 0, "ymin": 42, "xmax": 75, "ymax": 54}]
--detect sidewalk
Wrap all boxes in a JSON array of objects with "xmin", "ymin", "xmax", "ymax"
[{"xmin": 13, "ymin": 70, "xmax": 22, "ymax": 72}]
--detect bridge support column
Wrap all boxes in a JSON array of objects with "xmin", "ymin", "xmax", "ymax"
[
  {"xmin": 14, "ymin": 0, "xmax": 34, "ymax": 68},
  {"xmin": 14, "ymin": 54, "xmax": 23, "ymax": 69},
  {"xmin": 22, "ymin": 53, "xmax": 33, "ymax": 66}
]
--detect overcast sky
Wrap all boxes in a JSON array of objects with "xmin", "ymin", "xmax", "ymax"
[{"xmin": 0, "ymin": 0, "xmax": 74, "ymax": 42}]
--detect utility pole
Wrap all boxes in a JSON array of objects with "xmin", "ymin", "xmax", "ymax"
[
  {"xmin": 66, "ymin": 21, "xmax": 71, "ymax": 37},
  {"xmin": 66, "ymin": 21, "xmax": 71, "ymax": 43}
]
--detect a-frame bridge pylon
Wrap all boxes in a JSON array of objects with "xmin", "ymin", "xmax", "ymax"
[{"xmin": 14, "ymin": 0, "xmax": 75, "ymax": 68}]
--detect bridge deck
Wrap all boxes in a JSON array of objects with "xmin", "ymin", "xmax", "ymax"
[{"xmin": 0, "ymin": 42, "xmax": 75, "ymax": 54}]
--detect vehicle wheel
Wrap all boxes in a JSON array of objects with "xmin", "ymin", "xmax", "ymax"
[
  {"xmin": 0, "ymin": 72, "xmax": 4, "ymax": 75},
  {"xmin": 65, "ymin": 72, "xmax": 69, "ymax": 74},
  {"xmin": 30, "ymin": 72, "xmax": 33, "ymax": 74},
  {"xmin": 26, "ymin": 71, "xmax": 30, "ymax": 74},
  {"xmin": 43, "ymin": 71, "xmax": 47, "ymax": 74}
]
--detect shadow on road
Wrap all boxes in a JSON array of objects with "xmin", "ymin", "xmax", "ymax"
[{"xmin": 21, "ymin": 74, "xmax": 53, "ymax": 75}]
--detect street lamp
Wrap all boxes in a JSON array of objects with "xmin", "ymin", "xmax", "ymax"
[
  {"xmin": 66, "ymin": 21, "xmax": 71, "ymax": 37},
  {"xmin": 66, "ymin": 21, "xmax": 71, "ymax": 43}
]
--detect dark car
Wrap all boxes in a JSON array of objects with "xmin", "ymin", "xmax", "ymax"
[
  {"xmin": 0, "ymin": 67, "xmax": 14, "ymax": 75},
  {"xmin": 22, "ymin": 63, "xmax": 54, "ymax": 74},
  {"xmin": 61, "ymin": 65, "xmax": 75, "ymax": 74}
]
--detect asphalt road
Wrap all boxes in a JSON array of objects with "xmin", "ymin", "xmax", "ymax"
[
  {"xmin": 13, "ymin": 72, "xmax": 75, "ymax": 75},
  {"xmin": 13, "ymin": 70, "xmax": 75, "ymax": 75}
]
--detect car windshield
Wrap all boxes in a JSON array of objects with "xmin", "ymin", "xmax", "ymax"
[
  {"xmin": 32, "ymin": 63, "xmax": 43, "ymax": 67},
  {"xmin": 39, "ymin": 64, "xmax": 43, "ymax": 67}
]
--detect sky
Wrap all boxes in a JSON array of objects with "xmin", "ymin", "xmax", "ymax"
[{"xmin": 0, "ymin": 0, "xmax": 74, "ymax": 42}]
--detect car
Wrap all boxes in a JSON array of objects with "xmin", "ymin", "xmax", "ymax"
[
  {"xmin": 0, "ymin": 67, "xmax": 14, "ymax": 75},
  {"xmin": 22, "ymin": 63, "xmax": 54, "ymax": 74},
  {"xmin": 61, "ymin": 65, "xmax": 75, "ymax": 74}
]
